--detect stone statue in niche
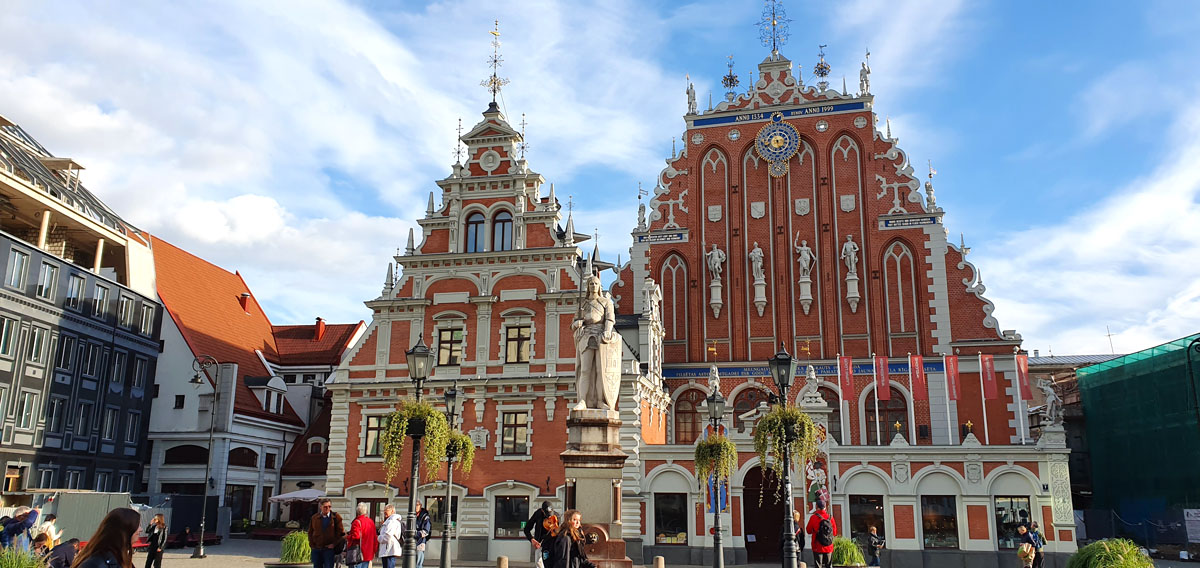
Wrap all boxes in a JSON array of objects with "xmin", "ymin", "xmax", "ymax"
[
  {"xmin": 571, "ymin": 274, "xmax": 621, "ymax": 411},
  {"xmin": 840, "ymin": 235, "xmax": 860, "ymax": 276},
  {"xmin": 794, "ymin": 234, "xmax": 815, "ymax": 278},
  {"xmin": 749, "ymin": 242, "xmax": 765, "ymax": 281},
  {"xmin": 1038, "ymin": 379, "xmax": 1063, "ymax": 425},
  {"xmin": 706, "ymin": 244, "xmax": 727, "ymax": 282}
]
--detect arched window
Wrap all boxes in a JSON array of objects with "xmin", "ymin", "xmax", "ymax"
[
  {"xmin": 865, "ymin": 387, "xmax": 908, "ymax": 446},
  {"xmin": 660, "ymin": 255, "xmax": 687, "ymax": 341},
  {"xmin": 492, "ymin": 211, "xmax": 513, "ymax": 251},
  {"xmin": 674, "ymin": 389, "xmax": 705, "ymax": 444},
  {"xmin": 819, "ymin": 387, "xmax": 842, "ymax": 445},
  {"xmin": 465, "ymin": 212, "xmax": 485, "ymax": 253},
  {"xmin": 228, "ymin": 447, "xmax": 259, "ymax": 468},
  {"xmin": 732, "ymin": 387, "xmax": 770, "ymax": 433},
  {"xmin": 163, "ymin": 444, "xmax": 209, "ymax": 465}
]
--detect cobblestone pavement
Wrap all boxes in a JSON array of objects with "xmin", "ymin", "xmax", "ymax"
[{"xmin": 148, "ymin": 539, "xmax": 1195, "ymax": 568}]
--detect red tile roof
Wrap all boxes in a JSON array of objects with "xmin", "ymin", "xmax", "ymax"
[
  {"xmin": 151, "ymin": 236, "xmax": 306, "ymax": 427},
  {"xmin": 281, "ymin": 392, "xmax": 332, "ymax": 476},
  {"xmin": 273, "ymin": 322, "xmax": 364, "ymax": 366}
]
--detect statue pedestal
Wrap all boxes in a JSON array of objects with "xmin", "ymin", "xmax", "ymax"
[
  {"xmin": 561, "ymin": 409, "xmax": 633, "ymax": 568},
  {"xmin": 845, "ymin": 273, "xmax": 860, "ymax": 313},
  {"xmin": 798, "ymin": 276, "xmax": 813, "ymax": 315},
  {"xmin": 753, "ymin": 278, "xmax": 767, "ymax": 316},
  {"xmin": 1036, "ymin": 423, "xmax": 1067, "ymax": 449},
  {"xmin": 709, "ymin": 279, "xmax": 723, "ymax": 318}
]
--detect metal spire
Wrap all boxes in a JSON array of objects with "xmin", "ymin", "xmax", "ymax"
[
  {"xmin": 814, "ymin": 44, "xmax": 831, "ymax": 91},
  {"xmin": 758, "ymin": 0, "xmax": 791, "ymax": 55},
  {"xmin": 481, "ymin": 20, "xmax": 510, "ymax": 103},
  {"xmin": 517, "ymin": 113, "xmax": 529, "ymax": 160},
  {"xmin": 722, "ymin": 55, "xmax": 740, "ymax": 100},
  {"xmin": 453, "ymin": 118, "xmax": 464, "ymax": 164}
]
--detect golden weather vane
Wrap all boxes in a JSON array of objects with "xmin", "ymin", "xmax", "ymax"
[
  {"xmin": 758, "ymin": 0, "xmax": 791, "ymax": 55},
  {"xmin": 481, "ymin": 20, "xmax": 510, "ymax": 103}
]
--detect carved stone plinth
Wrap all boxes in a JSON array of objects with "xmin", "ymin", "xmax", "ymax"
[
  {"xmin": 561, "ymin": 409, "xmax": 633, "ymax": 568},
  {"xmin": 797, "ymin": 276, "xmax": 813, "ymax": 315},
  {"xmin": 845, "ymin": 273, "xmax": 860, "ymax": 313},
  {"xmin": 753, "ymin": 279, "xmax": 767, "ymax": 316},
  {"xmin": 1036, "ymin": 423, "xmax": 1067, "ymax": 449},
  {"xmin": 709, "ymin": 279, "xmax": 723, "ymax": 318}
]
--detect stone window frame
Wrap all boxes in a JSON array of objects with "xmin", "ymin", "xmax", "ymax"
[
  {"xmin": 497, "ymin": 308, "xmax": 537, "ymax": 370},
  {"xmin": 433, "ymin": 312, "xmax": 469, "ymax": 368},
  {"xmin": 357, "ymin": 406, "xmax": 394, "ymax": 463},
  {"xmin": 493, "ymin": 400, "xmax": 534, "ymax": 462}
]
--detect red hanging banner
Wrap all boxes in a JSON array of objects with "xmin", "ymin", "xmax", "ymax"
[
  {"xmin": 945, "ymin": 355, "xmax": 961, "ymax": 401},
  {"xmin": 837, "ymin": 356, "xmax": 854, "ymax": 396},
  {"xmin": 874, "ymin": 356, "xmax": 890, "ymax": 400},
  {"xmin": 980, "ymin": 354, "xmax": 998, "ymax": 400},
  {"xmin": 909, "ymin": 354, "xmax": 927, "ymax": 400},
  {"xmin": 1016, "ymin": 354, "xmax": 1033, "ymax": 401}
]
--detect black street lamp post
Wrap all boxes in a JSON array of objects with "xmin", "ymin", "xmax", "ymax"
[
  {"xmin": 188, "ymin": 355, "xmax": 219, "ymax": 559},
  {"xmin": 767, "ymin": 344, "xmax": 799, "ymax": 568},
  {"xmin": 403, "ymin": 337, "xmax": 435, "ymax": 568},
  {"xmin": 707, "ymin": 390, "xmax": 726, "ymax": 568},
  {"xmin": 439, "ymin": 383, "xmax": 459, "ymax": 568}
]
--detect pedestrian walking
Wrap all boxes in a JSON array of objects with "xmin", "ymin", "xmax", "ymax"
[
  {"xmin": 377, "ymin": 505, "xmax": 404, "ymax": 568},
  {"xmin": 548, "ymin": 510, "xmax": 594, "ymax": 568},
  {"xmin": 346, "ymin": 503, "xmax": 377, "ymax": 568},
  {"xmin": 1017, "ymin": 525, "xmax": 1037, "ymax": 568},
  {"xmin": 2, "ymin": 506, "xmax": 39, "ymax": 550},
  {"xmin": 40, "ymin": 514, "xmax": 63, "ymax": 547},
  {"xmin": 525, "ymin": 501, "xmax": 556, "ymax": 567},
  {"xmin": 47, "ymin": 539, "xmax": 82, "ymax": 568},
  {"xmin": 71, "ymin": 507, "xmax": 142, "ymax": 568},
  {"xmin": 32, "ymin": 533, "xmax": 51, "ymax": 557},
  {"xmin": 867, "ymin": 526, "xmax": 884, "ymax": 566},
  {"xmin": 1029, "ymin": 522, "xmax": 1045, "ymax": 568},
  {"xmin": 805, "ymin": 500, "xmax": 838, "ymax": 568},
  {"xmin": 143, "ymin": 514, "xmax": 168, "ymax": 568},
  {"xmin": 413, "ymin": 501, "xmax": 432, "ymax": 568},
  {"xmin": 779, "ymin": 510, "xmax": 804, "ymax": 564},
  {"xmin": 307, "ymin": 499, "xmax": 345, "ymax": 568}
]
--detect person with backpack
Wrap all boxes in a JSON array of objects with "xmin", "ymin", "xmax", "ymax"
[
  {"xmin": 805, "ymin": 500, "xmax": 837, "ymax": 568},
  {"xmin": 1017, "ymin": 525, "xmax": 1037, "ymax": 568},
  {"xmin": 1029, "ymin": 522, "xmax": 1046, "ymax": 568}
]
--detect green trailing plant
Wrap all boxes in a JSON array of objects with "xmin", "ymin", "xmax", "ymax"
[
  {"xmin": 0, "ymin": 547, "xmax": 45, "ymax": 568},
  {"xmin": 279, "ymin": 530, "xmax": 312, "ymax": 564},
  {"xmin": 830, "ymin": 536, "xmax": 867, "ymax": 566},
  {"xmin": 693, "ymin": 433, "xmax": 737, "ymax": 499},
  {"xmin": 380, "ymin": 399, "xmax": 452, "ymax": 485},
  {"xmin": 752, "ymin": 405, "xmax": 820, "ymax": 502},
  {"xmin": 445, "ymin": 430, "xmax": 476, "ymax": 478},
  {"xmin": 1065, "ymin": 539, "xmax": 1151, "ymax": 568}
]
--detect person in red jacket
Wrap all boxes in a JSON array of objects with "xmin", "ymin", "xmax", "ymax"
[
  {"xmin": 805, "ymin": 500, "xmax": 837, "ymax": 568},
  {"xmin": 346, "ymin": 503, "xmax": 378, "ymax": 568}
]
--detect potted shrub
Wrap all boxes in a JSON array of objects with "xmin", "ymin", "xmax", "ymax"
[
  {"xmin": 830, "ymin": 535, "xmax": 867, "ymax": 567},
  {"xmin": 0, "ymin": 547, "xmax": 45, "ymax": 568},
  {"xmin": 694, "ymin": 433, "xmax": 737, "ymax": 498},
  {"xmin": 1066, "ymin": 538, "xmax": 1152, "ymax": 568},
  {"xmin": 751, "ymin": 405, "xmax": 820, "ymax": 502},
  {"xmin": 379, "ymin": 399, "xmax": 451, "ymax": 485},
  {"xmin": 264, "ymin": 530, "xmax": 311, "ymax": 568}
]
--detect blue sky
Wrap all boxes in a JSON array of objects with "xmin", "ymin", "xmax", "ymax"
[{"xmin": 1, "ymin": 0, "xmax": 1198, "ymax": 356}]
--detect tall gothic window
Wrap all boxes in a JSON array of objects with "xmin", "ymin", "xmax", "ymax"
[
  {"xmin": 492, "ymin": 211, "xmax": 513, "ymax": 251},
  {"xmin": 865, "ymin": 387, "xmax": 908, "ymax": 445},
  {"xmin": 465, "ymin": 212, "xmax": 485, "ymax": 253},
  {"xmin": 660, "ymin": 255, "xmax": 687, "ymax": 341},
  {"xmin": 673, "ymin": 389, "xmax": 705, "ymax": 444}
]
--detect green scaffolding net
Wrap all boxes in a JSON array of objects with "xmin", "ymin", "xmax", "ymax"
[{"xmin": 1077, "ymin": 333, "xmax": 1200, "ymax": 510}]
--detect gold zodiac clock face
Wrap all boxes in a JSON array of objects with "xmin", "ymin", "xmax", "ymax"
[{"xmin": 754, "ymin": 112, "xmax": 801, "ymax": 178}]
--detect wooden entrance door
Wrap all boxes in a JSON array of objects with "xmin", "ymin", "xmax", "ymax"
[{"xmin": 742, "ymin": 466, "xmax": 786, "ymax": 562}]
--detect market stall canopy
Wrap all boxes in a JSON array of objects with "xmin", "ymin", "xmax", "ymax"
[{"xmin": 268, "ymin": 488, "xmax": 325, "ymax": 503}]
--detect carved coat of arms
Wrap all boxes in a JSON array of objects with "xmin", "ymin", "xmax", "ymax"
[
  {"xmin": 708, "ymin": 205, "xmax": 722, "ymax": 222},
  {"xmin": 840, "ymin": 194, "xmax": 856, "ymax": 212},
  {"xmin": 795, "ymin": 198, "xmax": 810, "ymax": 216},
  {"xmin": 750, "ymin": 201, "xmax": 766, "ymax": 219}
]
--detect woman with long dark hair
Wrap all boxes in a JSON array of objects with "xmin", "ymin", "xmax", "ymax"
[
  {"xmin": 71, "ymin": 508, "xmax": 142, "ymax": 568},
  {"xmin": 143, "ymin": 514, "xmax": 168, "ymax": 568},
  {"xmin": 548, "ymin": 510, "xmax": 593, "ymax": 568}
]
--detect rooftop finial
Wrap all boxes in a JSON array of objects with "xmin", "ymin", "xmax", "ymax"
[
  {"xmin": 517, "ymin": 113, "xmax": 529, "ymax": 160},
  {"xmin": 722, "ymin": 55, "xmax": 740, "ymax": 100},
  {"xmin": 481, "ymin": 20, "xmax": 510, "ymax": 103},
  {"xmin": 758, "ymin": 0, "xmax": 791, "ymax": 56},
  {"xmin": 814, "ymin": 44, "xmax": 831, "ymax": 91},
  {"xmin": 925, "ymin": 160, "xmax": 939, "ymax": 210},
  {"xmin": 453, "ymin": 118, "xmax": 464, "ymax": 164}
]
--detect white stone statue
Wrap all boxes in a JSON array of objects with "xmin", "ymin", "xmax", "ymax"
[
  {"xmin": 637, "ymin": 200, "xmax": 647, "ymax": 231},
  {"xmin": 708, "ymin": 364, "xmax": 720, "ymax": 395},
  {"xmin": 840, "ymin": 234, "xmax": 860, "ymax": 276},
  {"xmin": 706, "ymin": 244, "xmax": 726, "ymax": 282},
  {"xmin": 860, "ymin": 61, "xmax": 871, "ymax": 95},
  {"xmin": 749, "ymin": 242, "xmax": 765, "ymax": 281},
  {"xmin": 686, "ymin": 81, "xmax": 697, "ymax": 115},
  {"xmin": 1038, "ymin": 379, "xmax": 1063, "ymax": 425},
  {"xmin": 793, "ymin": 233, "xmax": 815, "ymax": 278},
  {"xmin": 571, "ymin": 274, "xmax": 621, "ymax": 411}
]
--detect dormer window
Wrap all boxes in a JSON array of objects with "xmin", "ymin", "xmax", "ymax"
[
  {"xmin": 492, "ymin": 211, "xmax": 513, "ymax": 251},
  {"xmin": 465, "ymin": 212, "xmax": 485, "ymax": 252},
  {"xmin": 308, "ymin": 438, "xmax": 327, "ymax": 454}
]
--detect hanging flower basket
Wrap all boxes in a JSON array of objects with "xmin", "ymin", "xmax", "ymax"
[
  {"xmin": 380, "ymin": 399, "xmax": 451, "ymax": 486},
  {"xmin": 694, "ymin": 433, "xmax": 737, "ymax": 498},
  {"xmin": 751, "ymin": 405, "xmax": 819, "ymax": 502},
  {"xmin": 444, "ymin": 430, "xmax": 476, "ymax": 478}
]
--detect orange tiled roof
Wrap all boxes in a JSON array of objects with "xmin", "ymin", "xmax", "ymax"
[
  {"xmin": 273, "ymin": 322, "xmax": 363, "ymax": 366},
  {"xmin": 150, "ymin": 236, "xmax": 304, "ymax": 427}
]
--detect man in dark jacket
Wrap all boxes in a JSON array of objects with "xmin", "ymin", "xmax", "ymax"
[
  {"xmin": 46, "ymin": 539, "xmax": 81, "ymax": 568},
  {"xmin": 525, "ymin": 502, "xmax": 556, "ymax": 565},
  {"xmin": 414, "ymin": 501, "xmax": 432, "ymax": 567},
  {"xmin": 307, "ymin": 499, "xmax": 345, "ymax": 568},
  {"xmin": 867, "ymin": 526, "xmax": 884, "ymax": 566},
  {"xmin": 805, "ymin": 500, "xmax": 838, "ymax": 568}
]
